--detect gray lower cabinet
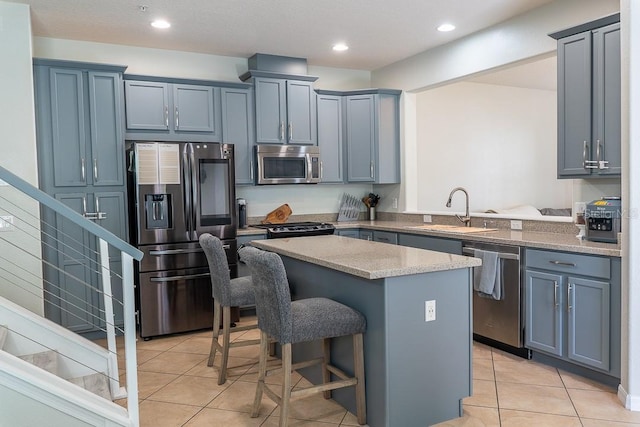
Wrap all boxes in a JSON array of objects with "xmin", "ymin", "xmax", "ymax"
[
  {"xmin": 359, "ymin": 230, "xmax": 373, "ymax": 241},
  {"xmin": 345, "ymin": 91, "xmax": 401, "ymax": 184},
  {"xmin": 316, "ymin": 94, "xmax": 344, "ymax": 183},
  {"xmin": 253, "ymin": 77, "xmax": 316, "ymax": 145},
  {"xmin": 124, "ymin": 78, "xmax": 222, "ymax": 141},
  {"xmin": 221, "ymin": 87, "xmax": 254, "ymax": 185},
  {"xmin": 373, "ymin": 230, "xmax": 397, "ymax": 245},
  {"xmin": 397, "ymin": 233, "xmax": 462, "ymax": 255},
  {"xmin": 34, "ymin": 59, "xmax": 129, "ymax": 334},
  {"xmin": 553, "ymin": 17, "xmax": 620, "ymax": 178},
  {"xmin": 524, "ymin": 248, "xmax": 620, "ymax": 375},
  {"xmin": 336, "ymin": 229, "xmax": 360, "ymax": 239}
]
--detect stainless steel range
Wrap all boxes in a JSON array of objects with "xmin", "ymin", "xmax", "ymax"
[{"xmin": 253, "ymin": 222, "xmax": 336, "ymax": 239}]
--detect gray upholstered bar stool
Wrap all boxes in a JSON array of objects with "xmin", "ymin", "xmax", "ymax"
[
  {"xmin": 239, "ymin": 246, "xmax": 367, "ymax": 427},
  {"xmin": 199, "ymin": 233, "xmax": 260, "ymax": 385}
]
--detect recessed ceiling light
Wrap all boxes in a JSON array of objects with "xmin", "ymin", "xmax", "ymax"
[
  {"xmin": 151, "ymin": 19, "xmax": 171, "ymax": 29},
  {"xmin": 437, "ymin": 23, "xmax": 456, "ymax": 32},
  {"xmin": 332, "ymin": 43, "xmax": 349, "ymax": 52}
]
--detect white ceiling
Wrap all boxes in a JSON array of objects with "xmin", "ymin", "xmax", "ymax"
[{"xmin": 12, "ymin": 0, "xmax": 555, "ymax": 71}]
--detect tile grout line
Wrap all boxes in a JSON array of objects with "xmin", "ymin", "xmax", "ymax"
[{"xmin": 491, "ymin": 347, "xmax": 503, "ymax": 427}]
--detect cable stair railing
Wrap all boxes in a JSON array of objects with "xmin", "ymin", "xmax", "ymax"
[{"xmin": 0, "ymin": 165, "xmax": 143, "ymax": 426}]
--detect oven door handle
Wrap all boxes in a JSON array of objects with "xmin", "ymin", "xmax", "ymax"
[
  {"xmin": 150, "ymin": 272, "xmax": 211, "ymax": 282},
  {"xmin": 462, "ymin": 247, "xmax": 519, "ymax": 261}
]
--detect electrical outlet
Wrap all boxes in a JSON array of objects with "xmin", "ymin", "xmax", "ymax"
[
  {"xmin": 392, "ymin": 198, "xmax": 398, "ymax": 209},
  {"xmin": 425, "ymin": 300, "xmax": 436, "ymax": 322},
  {"xmin": 510, "ymin": 220, "xmax": 523, "ymax": 230},
  {"xmin": 0, "ymin": 215, "xmax": 14, "ymax": 232},
  {"xmin": 423, "ymin": 214, "xmax": 432, "ymax": 223}
]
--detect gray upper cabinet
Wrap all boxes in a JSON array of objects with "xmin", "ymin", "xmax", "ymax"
[
  {"xmin": 316, "ymin": 94, "xmax": 344, "ymax": 183},
  {"xmin": 345, "ymin": 91, "xmax": 401, "ymax": 184},
  {"xmin": 254, "ymin": 77, "xmax": 316, "ymax": 145},
  {"xmin": 47, "ymin": 67, "xmax": 124, "ymax": 188},
  {"xmin": 524, "ymin": 248, "xmax": 620, "ymax": 375},
  {"xmin": 124, "ymin": 78, "xmax": 223, "ymax": 142},
  {"xmin": 553, "ymin": 16, "xmax": 620, "ymax": 178},
  {"xmin": 221, "ymin": 87, "xmax": 255, "ymax": 185}
]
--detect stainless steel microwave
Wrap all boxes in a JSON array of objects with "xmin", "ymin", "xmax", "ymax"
[{"xmin": 255, "ymin": 145, "xmax": 321, "ymax": 185}]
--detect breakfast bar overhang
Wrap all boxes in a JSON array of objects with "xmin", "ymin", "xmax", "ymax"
[{"xmin": 250, "ymin": 235, "xmax": 481, "ymax": 427}]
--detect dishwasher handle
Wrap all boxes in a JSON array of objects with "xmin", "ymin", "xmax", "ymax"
[{"xmin": 462, "ymin": 247, "xmax": 519, "ymax": 261}]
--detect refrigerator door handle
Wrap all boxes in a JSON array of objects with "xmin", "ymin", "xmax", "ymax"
[
  {"xmin": 189, "ymin": 146, "xmax": 199, "ymax": 240},
  {"xmin": 150, "ymin": 272, "xmax": 211, "ymax": 282},
  {"xmin": 182, "ymin": 144, "xmax": 193, "ymax": 241},
  {"xmin": 149, "ymin": 248, "xmax": 205, "ymax": 256}
]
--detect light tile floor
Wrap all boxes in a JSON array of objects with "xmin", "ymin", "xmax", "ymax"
[{"xmin": 101, "ymin": 317, "xmax": 640, "ymax": 427}]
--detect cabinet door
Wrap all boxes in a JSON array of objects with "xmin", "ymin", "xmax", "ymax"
[
  {"xmin": 222, "ymin": 87, "xmax": 255, "ymax": 185},
  {"xmin": 557, "ymin": 32, "xmax": 592, "ymax": 177},
  {"xmin": 593, "ymin": 23, "xmax": 621, "ymax": 176},
  {"xmin": 359, "ymin": 230, "xmax": 373, "ymax": 241},
  {"xmin": 49, "ymin": 68, "xmax": 87, "ymax": 187},
  {"xmin": 316, "ymin": 94, "xmax": 344, "ymax": 183},
  {"xmin": 286, "ymin": 80, "xmax": 316, "ymax": 145},
  {"xmin": 346, "ymin": 95, "xmax": 375, "ymax": 182},
  {"xmin": 567, "ymin": 276, "xmax": 610, "ymax": 370},
  {"xmin": 337, "ymin": 229, "xmax": 360, "ymax": 239},
  {"xmin": 53, "ymin": 193, "xmax": 98, "ymax": 333},
  {"xmin": 255, "ymin": 77, "xmax": 287, "ymax": 144},
  {"xmin": 87, "ymin": 71, "xmax": 124, "ymax": 187},
  {"xmin": 124, "ymin": 80, "xmax": 170, "ymax": 131},
  {"xmin": 373, "ymin": 230, "xmax": 397, "ymax": 245},
  {"xmin": 173, "ymin": 84, "xmax": 219, "ymax": 136},
  {"xmin": 375, "ymin": 94, "xmax": 400, "ymax": 184},
  {"xmin": 525, "ymin": 270, "xmax": 563, "ymax": 356}
]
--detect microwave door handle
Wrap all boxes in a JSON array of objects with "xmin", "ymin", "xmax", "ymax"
[{"xmin": 306, "ymin": 153, "xmax": 313, "ymax": 183}]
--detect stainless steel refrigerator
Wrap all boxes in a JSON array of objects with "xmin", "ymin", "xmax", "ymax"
[{"xmin": 127, "ymin": 141, "xmax": 237, "ymax": 339}]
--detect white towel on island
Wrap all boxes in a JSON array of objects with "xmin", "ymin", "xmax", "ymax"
[{"xmin": 473, "ymin": 249, "xmax": 503, "ymax": 300}]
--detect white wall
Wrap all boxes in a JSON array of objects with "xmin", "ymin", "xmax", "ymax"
[
  {"xmin": 415, "ymin": 81, "xmax": 571, "ymax": 213},
  {"xmin": 0, "ymin": 2, "xmax": 43, "ymax": 315}
]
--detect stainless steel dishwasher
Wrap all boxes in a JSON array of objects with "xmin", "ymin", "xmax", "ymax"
[{"xmin": 462, "ymin": 241, "xmax": 525, "ymax": 351}]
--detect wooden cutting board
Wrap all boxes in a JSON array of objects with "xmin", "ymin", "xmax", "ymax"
[{"xmin": 261, "ymin": 204, "xmax": 292, "ymax": 224}]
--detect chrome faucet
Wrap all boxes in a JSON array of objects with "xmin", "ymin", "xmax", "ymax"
[{"xmin": 446, "ymin": 187, "xmax": 471, "ymax": 227}]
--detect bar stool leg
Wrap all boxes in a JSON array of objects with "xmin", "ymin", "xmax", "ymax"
[
  {"xmin": 207, "ymin": 300, "xmax": 222, "ymax": 367},
  {"xmin": 353, "ymin": 333, "xmax": 367, "ymax": 425},
  {"xmin": 322, "ymin": 338, "xmax": 331, "ymax": 399},
  {"xmin": 251, "ymin": 330, "xmax": 269, "ymax": 418},
  {"xmin": 218, "ymin": 305, "xmax": 232, "ymax": 385},
  {"xmin": 279, "ymin": 342, "xmax": 292, "ymax": 427}
]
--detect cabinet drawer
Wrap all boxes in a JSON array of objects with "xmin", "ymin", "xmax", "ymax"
[
  {"xmin": 373, "ymin": 230, "xmax": 398, "ymax": 245},
  {"xmin": 526, "ymin": 249, "xmax": 610, "ymax": 279}
]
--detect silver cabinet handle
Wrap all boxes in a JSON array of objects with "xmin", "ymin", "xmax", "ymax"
[
  {"xmin": 175, "ymin": 106, "xmax": 179, "ymax": 129},
  {"xmin": 280, "ymin": 122, "xmax": 285, "ymax": 141},
  {"xmin": 82, "ymin": 196, "xmax": 87, "ymax": 217},
  {"xmin": 598, "ymin": 140, "xmax": 609, "ymax": 170},
  {"xmin": 320, "ymin": 161, "xmax": 323, "ymax": 179},
  {"xmin": 164, "ymin": 106, "xmax": 169, "ymax": 127},
  {"xmin": 567, "ymin": 283, "xmax": 573, "ymax": 312},
  {"xmin": 95, "ymin": 197, "xmax": 106, "ymax": 220},
  {"xmin": 150, "ymin": 272, "xmax": 210, "ymax": 283},
  {"xmin": 93, "ymin": 158, "xmax": 98, "ymax": 181},
  {"xmin": 549, "ymin": 260, "xmax": 576, "ymax": 267},
  {"xmin": 553, "ymin": 281, "xmax": 559, "ymax": 307},
  {"xmin": 250, "ymin": 163, "xmax": 254, "ymax": 180},
  {"xmin": 289, "ymin": 122, "xmax": 293, "ymax": 141},
  {"xmin": 81, "ymin": 158, "xmax": 86, "ymax": 181},
  {"xmin": 370, "ymin": 161, "xmax": 374, "ymax": 179},
  {"xmin": 584, "ymin": 140, "xmax": 598, "ymax": 169}
]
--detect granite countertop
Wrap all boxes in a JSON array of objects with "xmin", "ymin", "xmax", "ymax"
[
  {"xmin": 238, "ymin": 220, "xmax": 621, "ymax": 258},
  {"xmin": 250, "ymin": 235, "xmax": 481, "ymax": 280}
]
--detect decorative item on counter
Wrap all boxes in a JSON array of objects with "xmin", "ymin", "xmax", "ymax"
[
  {"xmin": 362, "ymin": 193, "xmax": 380, "ymax": 221},
  {"xmin": 337, "ymin": 193, "xmax": 362, "ymax": 222},
  {"xmin": 261, "ymin": 203, "xmax": 292, "ymax": 224}
]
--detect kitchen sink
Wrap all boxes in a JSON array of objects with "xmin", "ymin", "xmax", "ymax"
[{"xmin": 407, "ymin": 224, "xmax": 498, "ymax": 233}]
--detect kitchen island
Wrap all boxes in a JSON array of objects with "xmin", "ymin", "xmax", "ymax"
[{"xmin": 250, "ymin": 235, "xmax": 481, "ymax": 427}]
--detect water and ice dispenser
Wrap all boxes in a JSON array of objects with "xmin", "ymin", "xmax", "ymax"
[{"xmin": 145, "ymin": 194, "xmax": 172, "ymax": 229}]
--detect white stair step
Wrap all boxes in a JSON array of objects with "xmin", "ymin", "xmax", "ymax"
[
  {"xmin": 69, "ymin": 372, "xmax": 112, "ymax": 400},
  {"xmin": 19, "ymin": 350, "xmax": 58, "ymax": 376},
  {"xmin": 0, "ymin": 325, "xmax": 7, "ymax": 349}
]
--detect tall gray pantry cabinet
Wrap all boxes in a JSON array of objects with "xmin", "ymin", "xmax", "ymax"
[
  {"xmin": 552, "ymin": 14, "xmax": 620, "ymax": 178},
  {"xmin": 34, "ymin": 59, "xmax": 128, "ymax": 334}
]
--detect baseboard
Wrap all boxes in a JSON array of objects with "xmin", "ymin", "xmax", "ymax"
[{"xmin": 618, "ymin": 384, "xmax": 640, "ymax": 411}]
